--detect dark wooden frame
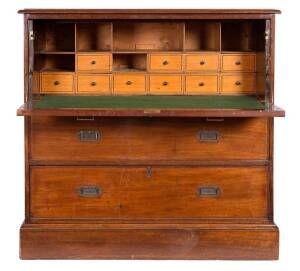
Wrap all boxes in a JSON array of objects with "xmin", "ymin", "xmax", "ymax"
[{"xmin": 18, "ymin": 9, "xmax": 283, "ymax": 260}]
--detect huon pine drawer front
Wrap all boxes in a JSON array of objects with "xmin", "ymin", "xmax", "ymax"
[
  {"xmin": 149, "ymin": 54, "xmax": 182, "ymax": 72},
  {"xmin": 185, "ymin": 75, "xmax": 218, "ymax": 94},
  {"xmin": 30, "ymin": 117, "xmax": 268, "ymax": 161},
  {"xmin": 113, "ymin": 74, "xmax": 146, "ymax": 95},
  {"xmin": 77, "ymin": 75, "xmax": 111, "ymax": 94},
  {"xmin": 77, "ymin": 54, "xmax": 111, "ymax": 72},
  {"xmin": 185, "ymin": 54, "xmax": 219, "ymax": 72},
  {"xmin": 40, "ymin": 73, "xmax": 74, "ymax": 93},
  {"xmin": 149, "ymin": 75, "xmax": 183, "ymax": 95},
  {"xmin": 221, "ymin": 54, "xmax": 256, "ymax": 72},
  {"xmin": 30, "ymin": 166, "xmax": 268, "ymax": 219}
]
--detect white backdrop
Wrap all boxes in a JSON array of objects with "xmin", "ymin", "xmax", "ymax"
[{"xmin": 0, "ymin": 0, "xmax": 298, "ymax": 270}]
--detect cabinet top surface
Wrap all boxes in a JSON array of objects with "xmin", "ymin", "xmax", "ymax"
[{"xmin": 18, "ymin": 9, "xmax": 281, "ymax": 15}]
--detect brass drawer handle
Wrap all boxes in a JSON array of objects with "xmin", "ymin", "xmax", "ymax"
[
  {"xmin": 53, "ymin": 80, "xmax": 60, "ymax": 86},
  {"xmin": 126, "ymin": 80, "xmax": 132, "ymax": 85},
  {"xmin": 198, "ymin": 186, "xmax": 219, "ymax": 197},
  {"xmin": 91, "ymin": 60, "xmax": 96, "ymax": 65},
  {"xmin": 90, "ymin": 81, "xmax": 97, "ymax": 86},
  {"xmin": 198, "ymin": 82, "xmax": 205, "ymax": 87},
  {"xmin": 198, "ymin": 130, "xmax": 219, "ymax": 142},
  {"xmin": 78, "ymin": 130, "xmax": 101, "ymax": 141},
  {"xmin": 162, "ymin": 81, "xmax": 168, "ymax": 86},
  {"xmin": 162, "ymin": 60, "xmax": 169, "ymax": 65},
  {"xmin": 200, "ymin": 60, "xmax": 206, "ymax": 65},
  {"xmin": 235, "ymin": 81, "xmax": 242, "ymax": 86},
  {"xmin": 235, "ymin": 61, "xmax": 241, "ymax": 65},
  {"xmin": 78, "ymin": 186, "xmax": 102, "ymax": 197}
]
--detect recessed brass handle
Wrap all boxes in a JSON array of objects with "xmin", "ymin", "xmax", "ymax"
[
  {"xmin": 90, "ymin": 81, "xmax": 97, "ymax": 86},
  {"xmin": 162, "ymin": 81, "xmax": 168, "ymax": 86},
  {"xmin": 91, "ymin": 60, "xmax": 96, "ymax": 65},
  {"xmin": 162, "ymin": 60, "xmax": 169, "ymax": 65},
  {"xmin": 126, "ymin": 80, "xmax": 132, "ymax": 85},
  {"xmin": 198, "ymin": 82, "xmax": 205, "ymax": 87},
  {"xmin": 53, "ymin": 81, "xmax": 60, "ymax": 86},
  {"xmin": 235, "ymin": 61, "xmax": 241, "ymax": 65},
  {"xmin": 78, "ymin": 186, "xmax": 101, "ymax": 197},
  {"xmin": 198, "ymin": 186, "xmax": 219, "ymax": 197},
  {"xmin": 200, "ymin": 60, "xmax": 206, "ymax": 65},
  {"xmin": 235, "ymin": 81, "xmax": 241, "ymax": 86}
]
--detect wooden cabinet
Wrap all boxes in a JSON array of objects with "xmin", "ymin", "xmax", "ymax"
[{"xmin": 17, "ymin": 9, "xmax": 284, "ymax": 260}]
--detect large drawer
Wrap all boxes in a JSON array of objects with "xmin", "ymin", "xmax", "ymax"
[
  {"xmin": 30, "ymin": 166, "xmax": 268, "ymax": 219},
  {"xmin": 30, "ymin": 117, "xmax": 268, "ymax": 161}
]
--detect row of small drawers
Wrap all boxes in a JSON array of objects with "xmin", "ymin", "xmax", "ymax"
[
  {"xmin": 40, "ymin": 73, "xmax": 256, "ymax": 95},
  {"xmin": 77, "ymin": 53, "xmax": 257, "ymax": 72}
]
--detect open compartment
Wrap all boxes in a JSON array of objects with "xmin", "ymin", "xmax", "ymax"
[
  {"xmin": 221, "ymin": 21, "xmax": 265, "ymax": 52},
  {"xmin": 76, "ymin": 22, "xmax": 112, "ymax": 52},
  {"xmin": 113, "ymin": 53, "xmax": 147, "ymax": 72},
  {"xmin": 185, "ymin": 22, "xmax": 221, "ymax": 51},
  {"xmin": 34, "ymin": 54, "xmax": 75, "ymax": 72},
  {"xmin": 34, "ymin": 22, "xmax": 75, "ymax": 53},
  {"xmin": 113, "ymin": 22, "xmax": 184, "ymax": 51}
]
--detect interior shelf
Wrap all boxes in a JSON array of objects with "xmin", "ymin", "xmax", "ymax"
[
  {"xmin": 113, "ymin": 53, "xmax": 147, "ymax": 72},
  {"xmin": 34, "ymin": 22, "xmax": 75, "ymax": 52},
  {"xmin": 113, "ymin": 22, "xmax": 184, "ymax": 51},
  {"xmin": 185, "ymin": 22, "xmax": 221, "ymax": 51},
  {"xmin": 76, "ymin": 22, "xmax": 112, "ymax": 51},
  {"xmin": 34, "ymin": 54, "xmax": 75, "ymax": 72}
]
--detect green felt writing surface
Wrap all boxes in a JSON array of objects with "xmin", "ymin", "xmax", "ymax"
[{"xmin": 34, "ymin": 95, "xmax": 265, "ymax": 110}]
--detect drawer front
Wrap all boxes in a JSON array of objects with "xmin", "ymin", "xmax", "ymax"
[
  {"xmin": 31, "ymin": 166, "xmax": 268, "ymax": 219},
  {"xmin": 31, "ymin": 167, "xmax": 120, "ymax": 219},
  {"xmin": 77, "ymin": 75, "xmax": 111, "ymax": 94},
  {"xmin": 40, "ymin": 73, "xmax": 74, "ymax": 93},
  {"xmin": 185, "ymin": 75, "xmax": 218, "ymax": 94},
  {"xmin": 185, "ymin": 54, "xmax": 219, "ymax": 71},
  {"xmin": 221, "ymin": 74, "xmax": 256, "ymax": 94},
  {"xmin": 149, "ymin": 54, "xmax": 182, "ymax": 71},
  {"xmin": 77, "ymin": 54, "xmax": 111, "ymax": 72},
  {"xmin": 149, "ymin": 75, "xmax": 182, "ymax": 95},
  {"xmin": 113, "ymin": 74, "xmax": 146, "ymax": 95},
  {"xmin": 31, "ymin": 117, "xmax": 268, "ymax": 161},
  {"xmin": 221, "ymin": 54, "xmax": 255, "ymax": 72}
]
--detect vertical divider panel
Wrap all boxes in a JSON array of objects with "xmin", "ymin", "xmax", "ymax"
[{"xmin": 110, "ymin": 22, "xmax": 114, "ymax": 52}]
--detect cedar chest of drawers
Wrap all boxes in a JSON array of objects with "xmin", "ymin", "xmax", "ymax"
[{"xmin": 17, "ymin": 9, "xmax": 284, "ymax": 260}]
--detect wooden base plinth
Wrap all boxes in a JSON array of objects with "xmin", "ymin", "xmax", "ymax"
[{"xmin": 20, "ymin": 222, "xmax": 279, "ymax": 260}]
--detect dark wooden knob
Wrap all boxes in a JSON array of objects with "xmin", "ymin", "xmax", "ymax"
[
  {"xmin": 235, "ymin": 61, "xmax": 241, "ymax": 65},
  {"xmin": 200, "ymin": 61, "xmax": 206, "ymax": 65},
  {"xmin": 126, "ymin": 80, "xmax": 132, "ymax": 85},
  {"xmin": 162, "ymin": 81, "xmax": 168, "ymax": 86},
  {"xmin": 54, "ymin": 81, "xmax": 60, "ymax": 86},
  {"xmin": 162, "ymin": 60, "xmax": 169, "ymax": 65},
  {"xmin": 235, "ymin": 81, "xmax": 241, "ymax": 86},
  {"xmin": 90, "ymin": 81, "xmax": 96, "ymax": 86},
  {"xmin": 198, "ymin": 82, "xmax": 205, "ymax": 87},
  {"xmin": 91, "ymin": 60, "xmax": 96, "ymax": 65}
]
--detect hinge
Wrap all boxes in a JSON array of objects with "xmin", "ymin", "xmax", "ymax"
[{"xmin": 29, "ymin": 30, "xmax": 34, "ymax": 41}]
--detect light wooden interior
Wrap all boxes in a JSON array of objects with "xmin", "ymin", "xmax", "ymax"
[{"xmin": 32, "ymin": 20, "xmax": 266, "ymax": 96}]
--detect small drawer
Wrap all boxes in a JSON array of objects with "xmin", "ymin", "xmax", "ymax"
[
  {"xmin": 185, "ymin": 75, "xmax": 218, "ymax": 95},
  {"xmin": 40, "ymin": 73, "xmax": 74, "ymax": 93},
  {"xmin": 113, "ymin": 74, "xmax": 146, "ymax": 95},
  {"xmin": 149, "ymin": 75, "xmax": 182, "ymax": 95},
  {"xmin": 77, "ymin": 54, "xmax": 111, "ymax": 72},
  {"xmin": 221, "ymin": 74, "xmax": 256, "ymax": 94},
  {"xmin": 185, "ymin": 54, "xmax": 219, "ymax": 72},
  {"xmin": 149, "ymin": 54, "xmax": 182, "ymax": 72},
  {"xmin": 221, "ymin": 54, "xmax": 255, "ymax": 72},
  {"xmin": 77, "ymin": 75, "xmax": 111, "ymax": 94}
]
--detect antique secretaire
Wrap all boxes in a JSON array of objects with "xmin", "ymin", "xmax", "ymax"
[{"xmin": 17, "ymin": 9, "xmax": 285, "ymax": 260}]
